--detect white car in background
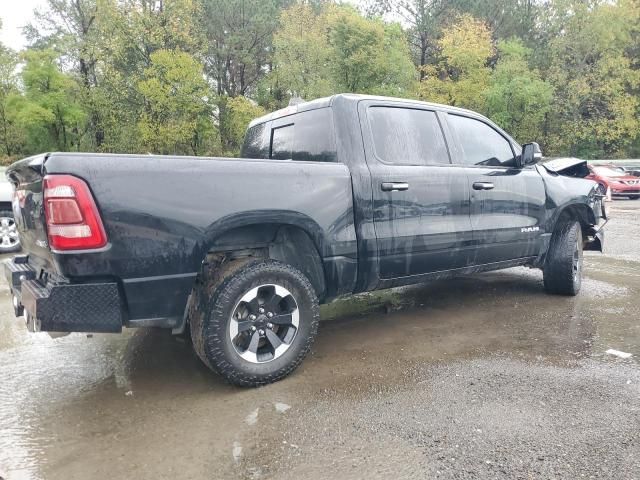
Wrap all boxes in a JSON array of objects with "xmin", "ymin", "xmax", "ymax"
[{"xmin": 0, "ymin": 167, "xmax": 20, "ymax": 252}]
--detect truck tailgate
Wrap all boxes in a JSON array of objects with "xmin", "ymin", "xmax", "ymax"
[{"xmin": 5, "ymin": 154, "xmax": 55, "ymax": 272}]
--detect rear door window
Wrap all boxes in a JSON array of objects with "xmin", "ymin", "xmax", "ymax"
[
  {"xmin": 241, "ymin": 108, "xmax": 337, "ymax": 162},
  {"xmin": 271, "ymin": 124, "xmax": 294, "ymax": 160},
  {"xmin": 290, "ymin": 108, "xmax": 337, "ymax": 162}
]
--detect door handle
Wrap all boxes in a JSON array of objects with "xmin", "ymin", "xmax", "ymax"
[
  {"xmin": 473, "ymin": 182, "xmax": 495, "ymax": 190},
  {"xmin": 381, "ymin": 182, "xmax": 409, "ymax": 192}
]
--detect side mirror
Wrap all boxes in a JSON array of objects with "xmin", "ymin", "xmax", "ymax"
[{"xmin": 520, "ymin": 142, "xmax": 542, "ymax": 168}]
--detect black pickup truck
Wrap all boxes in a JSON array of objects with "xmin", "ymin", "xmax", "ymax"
[{"xmin": 4, "ymin": 94, "xmax": 605, "ymax": 386}]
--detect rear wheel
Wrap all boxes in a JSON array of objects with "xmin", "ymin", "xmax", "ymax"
[
  {"xmin": 190, "ymin": 258, "xmax": 319, "ymax": 387},
  {"xmin": 543, "ymin": 220, "xmax": 583, "ymax": 296},
  {"xmin": 0, "ymin": 210, "xmax": 20, "ymax": 253}
]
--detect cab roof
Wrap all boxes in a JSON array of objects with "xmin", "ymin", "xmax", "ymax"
[{"xmin": 248, "ymin": 93, "xmax": 482, "ymax": 128}]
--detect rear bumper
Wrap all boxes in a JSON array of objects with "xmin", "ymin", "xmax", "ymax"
[{"xmin": 3, "ymin": 256, "xmax": 123, "ymax": 333}]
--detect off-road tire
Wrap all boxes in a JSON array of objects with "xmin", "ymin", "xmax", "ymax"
[
  {"xmin": 543, "ymin": 220, "xmax": 583, "ymax": 296},
  {"xmin": 189, "ymin": 257, "xmax": 319, "ymax": 387}
]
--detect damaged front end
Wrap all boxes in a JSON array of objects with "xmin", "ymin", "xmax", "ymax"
[
  {"xmin": 541, "ymin": 157, "xmax": 607, "ymax": 253},
  {"xmin": 542, "ymin": 157, "xmax": 592, "ymax": 178},
  {"xmin": 584, "ymin": 186, "xmax": 607, "ymax": 252}
]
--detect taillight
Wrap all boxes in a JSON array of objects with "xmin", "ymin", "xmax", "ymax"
[{"xmin": 43, "ymin": 175, "xmax": 107, "ymax": 251}]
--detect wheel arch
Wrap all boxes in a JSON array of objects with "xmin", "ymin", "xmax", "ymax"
[
  {"xmin": 198, "ymin": 211, "xmax": 327, "ymax": 300},
  {"xmin": 550, "ymin": 203, "xmax": 596, "ymax": 239}
]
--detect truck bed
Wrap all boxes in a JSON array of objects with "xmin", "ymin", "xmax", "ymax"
[{"xmin": 7, "ymin": 152, "xmax": 358, "ymax": 327}]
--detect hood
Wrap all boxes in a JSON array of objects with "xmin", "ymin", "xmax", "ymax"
[{"xmin": 541, "ymin": 157, "xmax": 589, "ymax": 178}]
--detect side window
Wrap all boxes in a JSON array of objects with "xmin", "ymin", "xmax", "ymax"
[
  {"xmin": 271, "ymin": 124, "xmax": 294, "ymax": 160},
  {"xmin": 270, "ymin": 110, "xmax": 337, "ymax": 161},
  {"xmin": 447, "ymin": 114, "xmax": 515, "ymax": 167},
  {"xmin": 240, "ymin": 123, "xmax": 268, "ymax": 159},
  {"xmin": 291, "ymin": 108, "xmax": 337, "ymax": 162},
  {"xmin": 367, "ymin": 107, "xmax": 449, "ymax": 166},
  {"xmin": 242, "ymin": 108, "xmax": 337, "ymax": 162}
]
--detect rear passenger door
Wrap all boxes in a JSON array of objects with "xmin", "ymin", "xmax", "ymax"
[
  {"xmin": 359, "ymin": 101, "xmax": 473, "ymax": 279},
  {"xmin": 444, "ymin": 113, "xmax": 546, "ymax": 264}
]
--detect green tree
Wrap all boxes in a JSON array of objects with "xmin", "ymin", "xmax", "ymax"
[
  {"xmin": 93, "ymin": 0, "xmax": 205, "ymax": 153},
  {"xmin": 26, "ymin": 0, "xmax": 105, "ymax": 148},
  {"xmin": 418, "ymin": 14, "xmax": 493, "ymax": 110},
  {"xmin": 0, "ymin": 36, "xmax": 23, "ymax": 158},
  {"xmin": 201, "ymin": 0, "xmax": 290, "ymax": 97},
  {"xmin": 137, "ymin": 49, "xmax": 213, "ymax": 155},
  {"xmin": 365, "ymin": 0, "xmax": 539, "ymax": 73},
  {"xmin": 365, "ymin": 0, "xmax": 445, "ymax": 77},
  {"xmin": 544, "ymin": 0, "xmax": 640, "ymax": 157},
  {"xmin": 264, "ymin": 3, "xmax": 335, "ymax": 107},
  {"xmin": 200, "ymin": 0, "xmax": 289, "ymax": 152},
  {"xmin": 5, "ymin": 0, "xmax": 640, "ymax": 161},
  {"xmin": 17, "ymin": 50, "xmax": 87, "ymax": 152},
  {"xmin": 485, "ymin": 39, "xmax": 553, "ymax": 144},
  {"xmin": 218, "ymin": 96, "xmax": 266, "ymax": 155},
  {"xmin": 448, "ymin": 0, "xmax": 538, "ymax": 41},
  {"xmin": 327, "ymin": 6, "xmax": 416, "ymax": 95}
]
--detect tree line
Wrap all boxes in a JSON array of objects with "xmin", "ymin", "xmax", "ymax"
[{"xmin": 0, "ymin": 0, "xmax": 638, "ymax": 164}]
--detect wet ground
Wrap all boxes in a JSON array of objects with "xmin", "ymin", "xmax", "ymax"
[{"xmin": 1, "ymin": 201, "xmax": 639, "ymax": 480}]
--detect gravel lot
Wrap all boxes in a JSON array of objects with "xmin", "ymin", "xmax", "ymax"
[{"xmin": 1, "ymin": 200, "xmax": 638, "ymax": 480}]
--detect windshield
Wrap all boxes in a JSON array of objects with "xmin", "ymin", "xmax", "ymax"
[{"xmin": 593, "ymin": 166, "xmax": 627, "ymax": 177}]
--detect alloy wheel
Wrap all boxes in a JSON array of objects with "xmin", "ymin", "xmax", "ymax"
[
  {"xmin": 0, "ymin": 216, "xmax": 19, "ymax": 251},
  {"xmin": 229, "ymin": 284, "xmax": 299, "ymax": 363}
]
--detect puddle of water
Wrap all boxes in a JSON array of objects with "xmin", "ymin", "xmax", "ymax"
[{"xmin": 1, "ymin": 215, "xmax": 639, "ymax": 480}]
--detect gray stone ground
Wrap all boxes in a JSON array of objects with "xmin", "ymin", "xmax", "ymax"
[{"xmin": 1, "ymin": 200, "xmax": 638, "ymax": 480}]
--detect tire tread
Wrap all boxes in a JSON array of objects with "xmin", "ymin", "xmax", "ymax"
[
  {"xmin": 543, "ymin": 220, "xmax": 582, "ymax": 296},
  {"xmin": 190, "ymin": 258, "xmax": 319, "ymax": 387}
]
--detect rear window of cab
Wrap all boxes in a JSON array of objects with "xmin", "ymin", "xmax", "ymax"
[{"xmin": 241, "ymin": 108, "xmax": 337, "ymax": 162}]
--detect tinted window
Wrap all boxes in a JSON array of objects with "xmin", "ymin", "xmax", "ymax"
[
  {"xmin": 291, "ymin": 108, "xmax": 336, "ymax": 162},
  {"xmin": 368, "ymin": 107, "xmax": 449, "ymax": 166},
  {"xmin": 241, "ymin": 122, "xmax": 268, "ymax": 158},
  {"xmin": 271, "ymin": 124, "xmax": 294, "ymax": 160},
  {"xmin": 448, "ymin": 114, "xmax": 515, "ymax": 167},
  {"xmin": 241, "ymin": 108, "xmax": 337, "ymax": 162}
]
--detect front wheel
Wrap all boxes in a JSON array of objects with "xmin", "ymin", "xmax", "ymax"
[
  {"xmin": 190, "ymin": 258, "xmax": 319, "ymax": 387},
  {"xmin": 543, "ymin": 221, "xmax": 583, "ymax": 296}
]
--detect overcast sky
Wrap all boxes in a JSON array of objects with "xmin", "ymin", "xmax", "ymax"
[{"xmin": 0, "ymin": 0, "xmax": 46, "ymax": 50}]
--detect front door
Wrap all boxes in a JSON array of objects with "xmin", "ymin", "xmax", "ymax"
[
  {"xmin": 359, "ymin": 102, "xmax": 473, "ymax": 279},
  {"xmin": 444, "ymin": 113, "xmax": 547, "ymax": 264}
]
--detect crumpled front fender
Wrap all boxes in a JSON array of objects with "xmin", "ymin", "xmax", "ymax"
[{"xmin": 584, "ymin": 227, "xmax": 604, "ymax": 252}]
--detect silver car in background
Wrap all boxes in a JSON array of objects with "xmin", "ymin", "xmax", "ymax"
[{"xmin": 0, "ymin": 167, "xmax": 20, "ymax": 252}]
